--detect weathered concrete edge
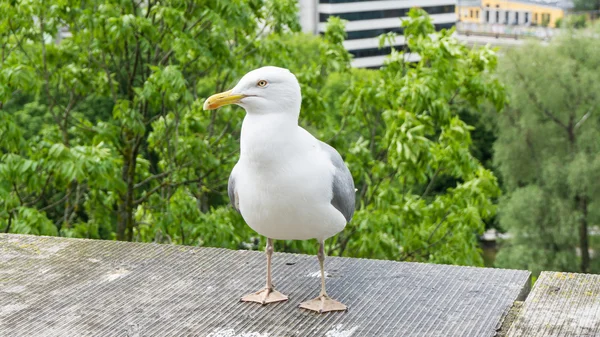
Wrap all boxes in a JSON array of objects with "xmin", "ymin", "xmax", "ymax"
[
  {"xmin": 493, "ymin": 271, "xmax": 534, "ymax": 336},
  {"xmin": 495, "ymin": 301, "xmax": 525, "ymax": 337},
  {"xmin": 0, "ymin": 233, "xmax": 534, "ymax": 275}
]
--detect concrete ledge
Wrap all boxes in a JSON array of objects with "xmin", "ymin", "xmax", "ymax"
[
  {"xmin": 0, "ymin": 234, "xmax": 531, "ymax": 337},
  {"xmin": 507, "ymin": 271, "xmax": 600, "ymax": 337}
]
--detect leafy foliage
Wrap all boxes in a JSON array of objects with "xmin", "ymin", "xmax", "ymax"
[
  {"xmin": 323, "ymin": 9, "xmax": 505, "ymax": 264},
  {"xmin": 1, "ymin": 3, "xmax": 505, "ymax": 266},
  {"xmin": 557, "ymin": 14, "xmax": 588, "ymax": 29},
  {"xmin": 574, "ymin": 0, "xmax": 600, "ymax": 11},
  {"xmin": 494, "ymin": 29, "xmax": 600, "ymax": 274}
]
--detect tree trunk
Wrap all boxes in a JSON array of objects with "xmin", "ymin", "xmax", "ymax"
[
  {"xmin": 117, "ymin": 144, "xmax": 138, "ymax": 241},
  {"xmin": 566, "ymin": 125, "xmax": 589, "ymax": 273},
  {"xmin": 4, "ymin": 211, "xmax": 12, "ymax": 233},
  {"xmin": 578, "ymin": 196, "xmax": 590, "ymax": 273},
  {"xmin": 116, "ymin": 157, "xmax": 129, "ymax": 241},
  {"xmin": 126, "ymin": 148, "xmax": 137, "ymax": 241}
]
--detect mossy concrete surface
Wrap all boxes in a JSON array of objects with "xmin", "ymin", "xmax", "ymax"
[
  {"xmin": 507, "ymin": 271, "xmax": 600, "ymax": 336},
  {"xmin": 1, "ymin": 234, "xmax": 531, "ymax": 337}
]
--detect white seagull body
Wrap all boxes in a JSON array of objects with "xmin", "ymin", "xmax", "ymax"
[
  {"xmin": 232, "ymin": 118, "xmax": 349, "ymax": 241},
  {"xmin": 204, "ymin": 66, "xmax": 355, "ymax": 313}
]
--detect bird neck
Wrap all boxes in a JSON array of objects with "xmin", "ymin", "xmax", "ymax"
[{"xmin": 239, "ymin": 113, "xmax": 300, "ymax": 166}]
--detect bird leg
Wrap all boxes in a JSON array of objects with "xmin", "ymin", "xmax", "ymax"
[
  {"xmin": 241, "ymin": 238, "xmax": 288, "ymax": 305},
  {"xmin": 299, "ymin": 241, "xmax": 347, "ymax": 313}
]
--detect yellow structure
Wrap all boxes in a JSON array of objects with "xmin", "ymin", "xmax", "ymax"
[
  {"xmin": 456, "ymin": 0, "xmax": 572, "ymax": 28},
  {"xmin": 457, "ymin": 1, "xmax": 484, "ymax": 23}
]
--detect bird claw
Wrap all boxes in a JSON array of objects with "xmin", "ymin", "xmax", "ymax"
[
  {"xmin": 241, "ymin": 287, "xmax": 288, "ymax": 305},
  {"xmin": 299, "ymin": 294, "xmax": 347, "ymax": 313}
]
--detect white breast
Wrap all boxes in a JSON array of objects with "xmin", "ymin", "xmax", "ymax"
[{"xmin": 235, "ymin": 116, "xmax": 347, "ymax": 241}]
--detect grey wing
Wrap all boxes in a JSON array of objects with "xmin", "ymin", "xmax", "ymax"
[
  {"xmin": 228, "ymin": 165, "xmax": 240, "ymax": 213},
  {"xmin": 319, "ymin": 141, "xmax": 356, "ymax": 223}
]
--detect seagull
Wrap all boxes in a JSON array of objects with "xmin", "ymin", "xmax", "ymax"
[{"xmin": 203, "ymin": 66, "xmax": 355, "ymax": 313}]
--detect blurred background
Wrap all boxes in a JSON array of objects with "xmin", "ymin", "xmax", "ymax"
[{"xmin": 1, "ymin": 0, "xmax": 599, "ymax": 276}]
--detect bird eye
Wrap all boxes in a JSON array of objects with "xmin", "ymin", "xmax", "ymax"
[{"xmin": 257, "ymin": 80, "xmax": 268, "ymax": 87}]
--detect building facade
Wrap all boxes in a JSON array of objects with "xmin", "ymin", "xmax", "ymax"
[
  {"xmin": 456, "ymin": 0, "xmax": 573, "ymax": 27},
  {"xmin": 299, "ymin": 0, "xmax": 457, "ymax": 68},
  {"xmin": 456, "ymin": 0, "xmax": 483, "ymax": 23}
]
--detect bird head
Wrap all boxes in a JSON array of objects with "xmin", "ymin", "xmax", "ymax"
[{"xmin": 203, "ymin": 66, "xmax": 302, "ymax": 116}]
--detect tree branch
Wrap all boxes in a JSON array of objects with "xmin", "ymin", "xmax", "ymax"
[
  {"xmin": 24, "ymin": 173, "xmax": 53, "ymax": 207},
  {"xmin": 574, "ymin": 108, "xmax": 592, "ymax": 131},
  {"xmin": 134, "ymin": 170, "xmax": 174, "ymax": 189},
  {"xmin": 39, "ymin": 192, "xmax": 70, "ymax": 212},
  {"xmin": 133, "ymin": 181, "xmax": 168, "ymax": 205},
  {"xmin": 426, "ymin": 212, "xmax": 450, "ymax": 243},
  {"xmin": 4, "ymin": 211, "xmax": 13, "ymax": 233},
  {"xmin": 7, "ymin": 19, "xmax": 38, "ymax": 70},
  {"xmin": 12, "ymin": 182, "xmax": 23, "ymax": 205},
  {"xmin": 510, "ymin": 55, "xmax": 569, "ymax": 131},
  {"xmin": 421, "ymin": 165, "xmax": 442, "ymax": 199}
]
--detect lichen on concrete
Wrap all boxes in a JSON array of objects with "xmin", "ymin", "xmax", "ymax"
[{"xmin": 507, "ymin": 271, "xmax": 600, "ymax": 336}]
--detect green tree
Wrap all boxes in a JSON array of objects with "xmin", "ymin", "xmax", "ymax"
[
  {"xmin": 1, "ymin": 3, "xmax": 506, "ymax": 267},
  {"xmin": 0, "ymin": 0, "xmax": 346, "ymax": 245},
  {"xmin": 574, "ymin": 0, "xmax": 600, "ymax": 11},
  {"xmin": 494, "ymin": 31, "xmax": 600, "ymax": 274},
  {"xmin": 312, "ymin": 9, "xmax": 506, "ymax": 265},
  {"xmin": 558, "ymin": 14, "xmax": 588, "ymax": 29}
]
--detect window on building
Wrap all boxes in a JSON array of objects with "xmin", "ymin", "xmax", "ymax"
[
  {"xmin": 496, "ymin": 10, "xmax": 499, "ymax": 23},
  {"xmin": 342, "ymin": 22, "xmax": 454, "ymax": 40},
  {"xmin": 486, "ymin": 10, "xmax": 490, "ymax": 22},
  {"xmin": 318, "ymin": 5, "xmax": 455, "ymax": 22},
  {"xmin": 349, "ymin": 44, "xmax": 408, "ymax": 58},
  {"xmin": 505, "ymin": 11, "xmax": 509, "ymax": 24},
  {"xmin": 541, "ymin": 13, "xmax": 550, "ymax": 26},
  {"xmin": 470, "ymin": 9, "xmax": 473, "ymax": 17},
  {"xmin": 534, "ymin": 13, "xmax": 538, "ymax": 23},
  {"xmin": 515, "ymin": 11, "xmax": 519, "ymax": 24},
  {"xmin": 525, "ymin": 12, "xmax": 529, "ymax": 23},
  {"xmin": 345, "ymin": 27, "xmax": 400, "ymax": 40},
  {"xmin": 476, "ymin": 10, "xmax": 479, "ymax": 18}
]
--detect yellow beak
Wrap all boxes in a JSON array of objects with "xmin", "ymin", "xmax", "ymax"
[{"xmin": 203, "ymin": 90, "xmax": 245, "ymax": 110}]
